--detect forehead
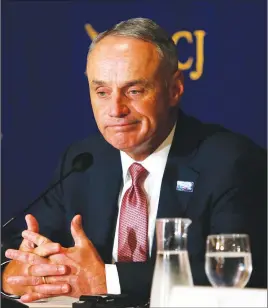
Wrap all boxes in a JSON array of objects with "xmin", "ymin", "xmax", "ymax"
[{"xmin": 86, "ymin": 36, "xmax": 162, "ymax": 83}]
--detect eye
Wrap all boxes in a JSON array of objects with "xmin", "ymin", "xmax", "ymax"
[
  {"xmin": 128, "ymin": 88, "xmax": 144, "ymax": 96},
  {"xmin": 96, "ymin": 87, "xmax": 110, "ymax": 98},
  {"xmin": 130, "ymin": 90, "xmax": 141, "ymax": 95},
  {"xmin": 97, "ymin": 91, "xmax": 107, "ymax": 97}
]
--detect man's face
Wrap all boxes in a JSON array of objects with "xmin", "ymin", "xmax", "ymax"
[{"xmin": 86, "ymin": 36, "xmax": 183, "ymax": 159}]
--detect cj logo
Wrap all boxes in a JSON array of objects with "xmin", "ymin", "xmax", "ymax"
[{"xmin": 85, "ymin": 24, "xmax": 206, "ymax": 81}]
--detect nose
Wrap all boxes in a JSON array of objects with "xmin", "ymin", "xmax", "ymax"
[{"xmin": 109, "ymin": 93, "xmax": 130, "ymax": 118}]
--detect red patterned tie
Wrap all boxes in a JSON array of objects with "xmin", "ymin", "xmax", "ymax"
[{"xmin": 118, "ymin": 163, "xmax": 149, "ymax": 262}]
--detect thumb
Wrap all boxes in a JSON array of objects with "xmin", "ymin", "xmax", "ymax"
[
  {"xmin": 26, "ymin": 214, "xmax": 39, "ymax": 233},
  {"xmin": 20, "ymin": 214, "xmax": 39, "ymax": 251},
  {"xmin": 71, "ymin": 215, "xmax": 89, "ymax": 246}
]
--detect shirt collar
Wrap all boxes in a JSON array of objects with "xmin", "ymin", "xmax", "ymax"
[{"xmin": 120, "ymin": 123, "xmax": 176, "ymax": 184}]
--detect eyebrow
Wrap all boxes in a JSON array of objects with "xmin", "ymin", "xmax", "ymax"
[{"xmin": 91, "ymin": 79, "xmax": 152, "ymax": 88}]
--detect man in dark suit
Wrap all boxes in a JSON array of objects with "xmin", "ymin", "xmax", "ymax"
[{"xmin": 2, "ymin": 17, "xmax": 267, "ymax": 303}]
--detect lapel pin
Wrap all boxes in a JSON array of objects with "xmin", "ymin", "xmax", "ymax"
[{"xmin": 176, "ymin": 181, "xmax": 194, "ymax": 192}]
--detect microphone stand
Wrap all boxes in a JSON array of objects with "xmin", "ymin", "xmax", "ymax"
[{"xmin": 2, "ymin": 170, "xmax": 73, "ymax": 229}]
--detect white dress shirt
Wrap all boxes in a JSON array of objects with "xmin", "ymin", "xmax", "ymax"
[{"xmin": 105, "ymin": 124, "xmax": 176, "ymax": 294}]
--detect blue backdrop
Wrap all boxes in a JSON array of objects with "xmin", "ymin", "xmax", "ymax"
[{"xmin": 2, "ymin": 0, "xmax": 267, "ymax": 222}]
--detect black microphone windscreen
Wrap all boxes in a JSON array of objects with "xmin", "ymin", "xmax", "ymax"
[{"xmin": 72, "ymin": 152, "xmax": 93, "ymax": 172}]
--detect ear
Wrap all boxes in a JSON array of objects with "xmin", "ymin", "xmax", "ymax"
[{"xmin": 169, "ymin": 70, "xmax": 184, "ymax": 107}]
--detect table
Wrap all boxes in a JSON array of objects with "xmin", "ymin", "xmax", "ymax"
[{"xmin": 22, "ymin": 287, "xmax": 267, "ymax": 308}]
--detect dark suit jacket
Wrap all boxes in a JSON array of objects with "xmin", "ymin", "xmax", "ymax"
[{"xmin": 3, "ymin": 110, "xmax": 267, "ymax": 301}]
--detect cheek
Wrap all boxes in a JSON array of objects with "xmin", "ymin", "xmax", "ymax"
[
  {"xmin": 132, "ymin": 98, "xmax": 161, "ymax": 127},
  {"xmin": 91, "ymin": 101, "xmax": 107, "ymax": 126}
]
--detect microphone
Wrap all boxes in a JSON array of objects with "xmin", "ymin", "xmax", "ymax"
[{"xmin": 2, "ymin": 152, "xmax": 93, "ymax": 229}]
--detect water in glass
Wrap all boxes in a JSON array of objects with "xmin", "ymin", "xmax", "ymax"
[
  {"xmin": 150, "ymin": 218, "xmax": 193, "ymax": 307},
  {"xmin": 205, "ymin": 234, "xmax": 252, "ymax": 288}
]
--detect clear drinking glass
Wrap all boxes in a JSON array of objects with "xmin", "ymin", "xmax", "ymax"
[
  {"xmin": 205, "ymin": 234, "xmax": 252, "ymax": 288},
  {"xmin": 150, "ymin": 218, "xmax": 193, "ymax": 307}
]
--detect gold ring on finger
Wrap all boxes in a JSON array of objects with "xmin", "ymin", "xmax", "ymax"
[{"xmin": 42, "ymin": 276, "xmax": 47, "ymax": 284}]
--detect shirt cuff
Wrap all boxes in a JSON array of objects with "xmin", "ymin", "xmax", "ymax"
[{"xmin": 105, "ymin": 264, "xmax": 121, "ymax": 294}]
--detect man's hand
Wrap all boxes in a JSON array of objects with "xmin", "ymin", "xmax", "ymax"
[
  {"xmin": 6, "ymin": 215, "xmax": 107, "ymax": 302},
  {"xmin": 3, "ymin": 214, "xmax": 70, "ymax": 300}
]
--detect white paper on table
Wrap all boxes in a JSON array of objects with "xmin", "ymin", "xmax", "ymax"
[{"xmin": 26, "ymin": 296, "xmax": 78, "ymax": 308}]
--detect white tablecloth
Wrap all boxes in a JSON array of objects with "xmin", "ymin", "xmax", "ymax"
[
  {"xmin": 169, "ymin": 286, "xmax": 267, "ymax": 307},
  {"xmin": 23, "ymin": 287, "xmax": 267, "ymax": 308}
]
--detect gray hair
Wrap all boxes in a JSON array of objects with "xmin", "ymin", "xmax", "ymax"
[{"xmin": 88, "ymin": 17, "xmax": 178, "ymax": 75}]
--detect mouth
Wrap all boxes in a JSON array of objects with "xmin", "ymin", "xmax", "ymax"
[{"xmin": 107, "ymin": 121, "xmax": 140, "ymax": 131}]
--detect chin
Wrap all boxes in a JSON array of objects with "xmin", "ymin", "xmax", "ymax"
[
  {"xmin": 107, "ymin": 138, "xmax": 139, "ymax": 152},
  {"xmin": 111, "ymin": 142, "xmax": 137, "ymax": 152},
  {"xmin": 105, "ymin": 133, "xmax": 139, "ymax": 149}
]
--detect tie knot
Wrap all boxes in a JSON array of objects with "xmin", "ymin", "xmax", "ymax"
[{"xmin": 128, "ymin": 163, "xmax": 148, "ymax": 185}]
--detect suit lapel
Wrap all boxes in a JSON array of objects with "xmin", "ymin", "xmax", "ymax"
[
  {"xmin": 152, "ymin": 111, "xmax": 203, "ymax": 256},
  {"xmin": 156, "ymin": 161, "xmax": 199, "ymax": 219},
  {"xmin": 157, "ymin": 110, "xmax": 203, "ymax": 218}
]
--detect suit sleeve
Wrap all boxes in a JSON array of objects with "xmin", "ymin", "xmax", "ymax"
[
  {"xmin": 116, "ymin": 261, "xmax": 154, "ymax": 301},
  {"xmin": 210, "ymin": 145, "xmax": 267, "ymax": 288}
]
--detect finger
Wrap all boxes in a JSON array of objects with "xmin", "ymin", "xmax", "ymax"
[
  {"xmin": 7, "ymin": 276, "xmax": 46, "ymax": 286},
  {"xmin": 20, "ymin": 293, "xmax": 52, "ymax": 303},
  {"xmin": 25, "ymin": 215, "xmax": 39, "ymax": 250},
  {"xmin": 26, "ymin": 214, "xmax": 39, "ymax": 233},
  {"xmin": 7, "ymin": 269, "xmax": 67, "ymax": 286},
  {"xmin": 5, "ymin": 249, "xmax": 49, "ymax": 265},
  {"xmin": 71, "ymin": 215, "xmax": 88, "ymax": 246},
  {"xmin": 45, "ymin": 275, "xmax": 76, "ymax": 284},
  {"xmin": 22, "ymin": 230, "xmax": 51, "ymax": 247},
  {"xmin": 33, "ymin": 242, "xmax": 62, "ymax": 257},
  {"xmin": 33, "ymin": 283, "xmax": 71, "ymax": 295},
  {"xmin": 20, "ymin": 215, "xmax": 39, "ymax": 251},
  {"xmin": 29, "ymin": 264, "xmax": 67, "ymax": 276},
  {"xmin": 20, "ymin": 284, "xmax": 71, "ymax": 303}
]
